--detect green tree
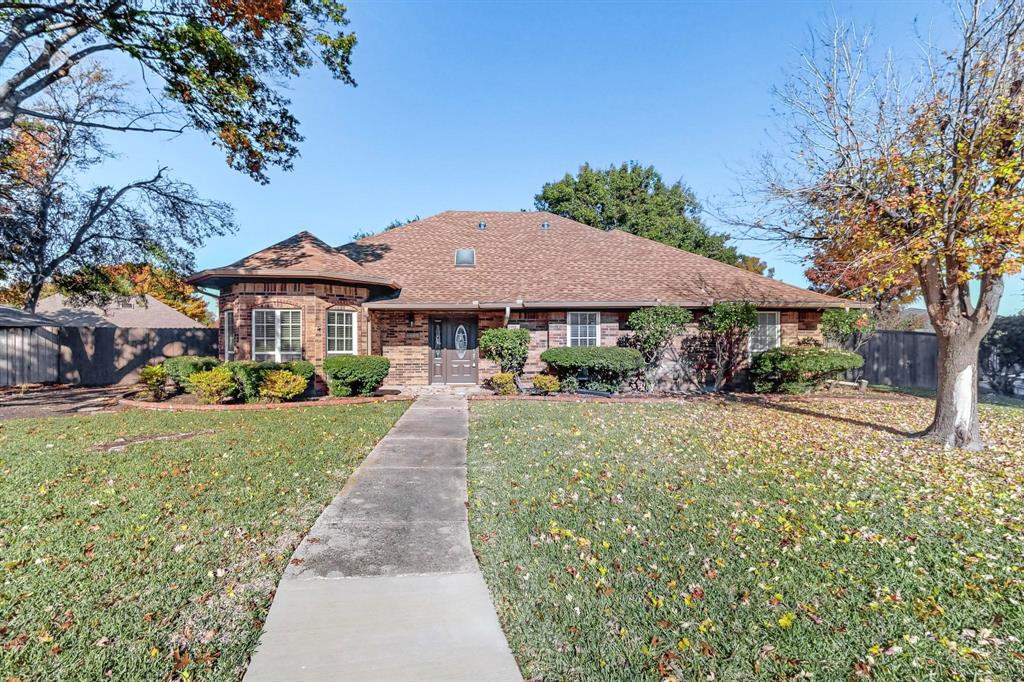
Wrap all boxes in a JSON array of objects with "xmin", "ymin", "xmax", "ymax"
[
  {"xmin": 0, "ymin": 0, "xmax": 357, "ymax": 183},
  {"xmin": 535, "ymin": 162, "xmax": 748, "ymax": 265}
]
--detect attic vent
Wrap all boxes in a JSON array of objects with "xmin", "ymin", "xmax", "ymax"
[
  {"xmin": 478, "ymin": 220, "xmax": 487, "ymax": 230},
  {"xmin": 455, "ymin": 248, "xmax": 476, "ymax": 267},
  {"xmin": 541, "ymin": 221, "xmax": 551, "ymax": 230}
]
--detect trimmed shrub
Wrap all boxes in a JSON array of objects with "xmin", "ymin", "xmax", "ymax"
[
  {"xmin": 532, "ymin": 374, "xmax": 560, "ymax": 395},
  {"xmin": 559, "ymin": 375, "xmax": 579, "ymax": 394},
  {"xmin": 479, "ymin": 327, "xmax": 531, "ymax": 374},
  {"xmin": 164, "ymin": 356, "xmax": 219, "ymax": 391},
  {"xmin": 323, "ymin": 355, "xmax": 390, "ymax": 396},
  {"xmin": 138, "ymin": 364, "xmax": 169, "ymax": 401},
  {"xmin": 750, "ymin": 346, "xmax": 864, "ymax": 394},
  {"xmin": 224, "ymin": 361, "xmax": 274, "ymax": 403},
  {"xmin": 540, "ymin": 346, "xmax": 643, "ymax": 392},
  {"xmin": 188, "ymin": 366, "xmax": 236, "ymax": 404},
  {"xmin": 280, "ymin": 360, "xmax": 315, "ymax": 396},
  {"xmin": 258, "ymin": 369, "xmax": 308, "ymax": 402},
  {"xmin": 489, "ymin": 372, "xmax": 517, "ymax": 395},
  {"xmin": 224, "ymin": 360, "xmax": 315, "ymax": 403}
]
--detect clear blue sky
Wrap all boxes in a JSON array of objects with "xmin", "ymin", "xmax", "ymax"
[{"xmin": 97, "ymin": 0, "xmax": 1022, "ymax": 314}]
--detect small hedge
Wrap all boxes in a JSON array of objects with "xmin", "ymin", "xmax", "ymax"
[
  {"xmin": 323, "ymin": 355, "xmax": 390, "ymax": 397},
  {"xmin": 223, "ymin": 360, "xmax": 315, "ymax": 403},
  {"xmin": 540, "ymin": 346, "xmax": 643, "ymax": 393},
  {"xmin": 750, "ymin": 346, "xmax": 864, "ymax": 394},
  {"xmin": 164, "ymin": 356, "xmax": 219, "ymax": 391},
  {"xmin": 258, "ymin": 369, "xmax": 308, "ymax": 402},
  {"xmin": 138, "ymin": 364, "xmax": 169, "ymax": 401},
  {"xmin": 479, "ymin": 328, "xmax": 531, "ymax": 374},
  {"xmin": 489, "ymin": 372, "xmax": 517, "ymax": 395},
  {"xmin": 532, "ymin": 374, "xmax": 560, "ymax": 395},
  {"xmin": 189, "ymin": 366, "xmax": 236, "ymax": 404}
]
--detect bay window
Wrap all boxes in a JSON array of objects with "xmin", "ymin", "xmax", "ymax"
[{"xmin": 252, "ymin": 309, "xmax": 302, "ymax": 362}]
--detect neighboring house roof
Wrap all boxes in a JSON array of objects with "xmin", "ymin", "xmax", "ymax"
[
  {"xmin": 191, "ymin": 211, "xmax": 864, "ymax": 310},
  {"xmin": 35, "ymin": 293, "xmax": 208, "ymax": 328},
  {"xmin": 0, "ymin": 306, "xmax": 59, "ymax": 327},
  {"xmin": 189, "ymin": 230, "xmax": 400, "ymax": 289},
  {"xmin": 338, "ymin": 211, "xmax": 861, "ymax": 309}
]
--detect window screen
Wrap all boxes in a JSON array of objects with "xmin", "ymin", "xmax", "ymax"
[{"xmin": 750, "ymin": 311, "xmax": 780, "ymax": 353}]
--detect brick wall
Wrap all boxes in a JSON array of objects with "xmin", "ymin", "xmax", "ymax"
[{"xmin": 218, "ymin": 281, "xmax": 370, "ymax": 389}]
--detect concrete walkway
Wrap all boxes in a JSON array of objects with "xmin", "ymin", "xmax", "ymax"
[{"xmin": 244, "ymin": 394, "xmax": 522, "ymax": 682}]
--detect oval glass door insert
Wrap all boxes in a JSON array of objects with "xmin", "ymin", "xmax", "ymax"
[{"xmin": 455, "ymin": 324, "xmax": 468, "ymax": 359}]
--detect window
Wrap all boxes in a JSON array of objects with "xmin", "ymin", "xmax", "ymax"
[
  {"xmin": 252, "ymin": 309, "xmax": 302, "ymax": 362},
  {"xmin": 567, "ymin": 311, "xmax": 600, "ymax": 347},
  {"xmin": 750, "ymin": 311, "xmax": 780, "ymax": 353},
  {"xmin": 326, "ymin": 310, "xmax": 356, "ymax": 354},
  {"xmin": 223, "ymin": 311, "xmax": 235, "ymax": 361},
  {"xmin": 455, "ymin": 248, "xmax": 475, "ymax": 267}
]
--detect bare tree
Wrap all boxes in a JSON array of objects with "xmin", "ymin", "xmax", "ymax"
[
  {"xmin": 741, "ymin": 1, "xmax": 1024, "ymax": 448},
  {"xmin": 0, "ymin": 66, "xmax": 234, "ymax": 311}
]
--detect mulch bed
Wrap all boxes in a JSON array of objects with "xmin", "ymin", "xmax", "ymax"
[{"xmin": 121, "ymin": 393, "xmax": 411, "ymax": 412}]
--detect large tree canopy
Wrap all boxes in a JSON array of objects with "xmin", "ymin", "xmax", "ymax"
[
  {"xmin": 0, "ymin": 68, "xmax": 233, "ymax": 312},
  {"xmin": 746, "ymin": 0, "xmax": 1024, "ymax": 448},
  {"xmin": 0, "ymin": 0, "xmax": 357, "ymax": 182},
  {"xmin": 535, "ymin": 162, "xmax": 769, "ymax": 273}
]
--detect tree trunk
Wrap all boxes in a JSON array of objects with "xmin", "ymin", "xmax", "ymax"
[{"xmin": 925, "ymin": 330, "xmax": 984, "ymax": 449}]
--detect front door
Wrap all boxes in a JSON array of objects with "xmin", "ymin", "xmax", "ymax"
[{"xmin": 429, "ymin": 318, "xmax": 478, "ymax": 384}]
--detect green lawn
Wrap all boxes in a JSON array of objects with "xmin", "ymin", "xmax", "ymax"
[
  {"xmin": 468, "ymin": 395, "xmax": 1024, "ymax": 680},
  {"xmin": 0, "ymin": 402, "xmax": 408, "ymax": 681}
]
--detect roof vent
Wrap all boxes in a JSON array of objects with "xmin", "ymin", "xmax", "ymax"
[
  {"xmin": 541, "ymin": 221, "xmax": 551, "ymax": 231},
  {"xmin": 478, "ymin": 220, "xmax": 487, "ymax": 230}
]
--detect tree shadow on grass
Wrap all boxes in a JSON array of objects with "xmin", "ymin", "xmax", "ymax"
[{"xmin": 722, "ymin": 394, "xmax": 921, "ymax": 438}]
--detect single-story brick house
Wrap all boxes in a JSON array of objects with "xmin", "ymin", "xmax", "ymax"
[{"xmin": 188, "ymin": 211, "xmax": 858, "ymax": 388}]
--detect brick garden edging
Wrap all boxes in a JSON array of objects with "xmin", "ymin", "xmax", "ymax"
[
  {"xmin": 468, "ymin": 394, "xmax": 691, "ymax": 404},
  {"xmin": 120, "ymin": 394, "xmax": 412, "ymax": 412}
]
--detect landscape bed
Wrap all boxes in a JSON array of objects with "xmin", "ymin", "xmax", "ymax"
[
  {"xmin": 467, "ymin": 394, "xmax": 1024, "ymax": 680},
  {"xmin": 0, "ymin": 401, "xmax": 409, "ymax": 680}
]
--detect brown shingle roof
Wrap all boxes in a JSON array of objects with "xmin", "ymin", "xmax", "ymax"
[
  {"xmin": 188, "ymin": 231, "xmax": 399, "ymax": 289},
  {"xmin": 336, "ymin": 211, "xmax": 860, "ymax": 309}
]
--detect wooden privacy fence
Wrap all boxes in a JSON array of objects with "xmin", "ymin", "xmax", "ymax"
[
  {"xmin": 0, "ymin": 326, "xmax": 217, "ymax": 387},
  {"xmin": 0, "ymin": 326, "xmax": 60, "ymax": 385},
  {"xmin": 853, "ymin": 330, "xmax": 939, "ymax": 390}
]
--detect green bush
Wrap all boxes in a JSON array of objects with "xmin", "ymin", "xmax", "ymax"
[
  {"xmin": 138, "ymin": 364, "xmax": 169, "ymax": 401},
  {"xmin": 560, "ymin": 375, "xmax": 579, "ymax": 394},
  {"xmin": 750, "ymin": 346, "xmax": 864, "ymax": 394},
  {"xmin": 164, "ymin": 356, "xmax": 219, "ymax": 391},
  {"xmin": 821, "ymin": 308, "xmax": 877, "ymax": 347},
  {"xmin": 323, "ymin": 355, "xmax": 390, "ymax": 396},
  {"xmin": 489, "ymin": 372, "xmax": 517, "ymax": 395},
  {"xmin": 479, "ymin": 327, "xmax": 531, "ymax": 374},
  {"xmin": 224, "ymin": 360, "xmax": 315, "ymax": 403},
  {"xmin": 532, "ymin": 374, "xmax": 560, "ymax": 395},
  {"xmin": 540, "ymin": 346, "xmax": 643, "ymax": 393},
  {"xmin": 188, "ymin": 366, "xmax": 236, "ymax": 404},
  {"xmin": 258, "ymin": 369, "xmax": 308, "ymax": 402}
]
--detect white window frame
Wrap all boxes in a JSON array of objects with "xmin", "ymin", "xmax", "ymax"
[
  {"xmin": 251, "ymin": 309, "xmax": 303, "ymax": 362},
  {"xmin": 749, "ymin": 311, "xmax": 781, "ymax": 354},
  {"xmin": 223, "ymin": 310, "xmax": 235, "ymax": 361},
  {"xmin": 567, "ymin": 311, "xmax": 601, "ymax": 347},
  {"xmin": 326, "ymin": 309, "xmax": 357, "ymax": 355}
]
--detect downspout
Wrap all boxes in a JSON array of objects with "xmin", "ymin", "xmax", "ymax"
[{"xmin": 504, "ymin": 305, "xmax": 511, "ymax": 326}]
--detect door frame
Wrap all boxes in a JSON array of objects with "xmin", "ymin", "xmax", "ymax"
[{"xmin": 428, "ymin": 316, "xmax": 479, "ymax": 385}]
